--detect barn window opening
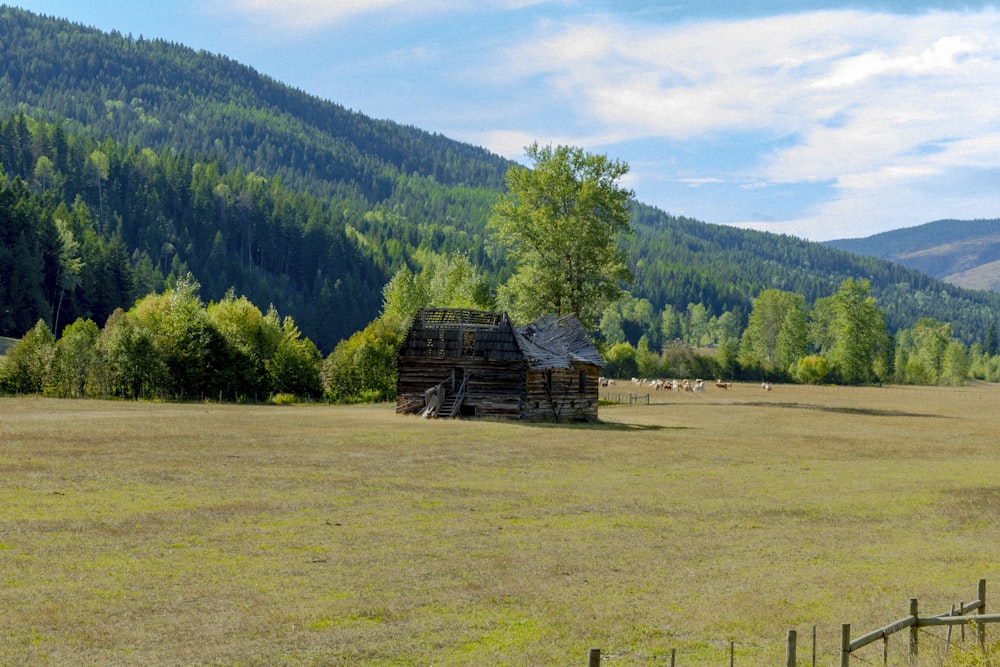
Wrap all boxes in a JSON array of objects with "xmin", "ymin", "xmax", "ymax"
[
  {"xmin": 461, "ymin": 330, "xmax": 475, "ymax": 356},
  {"xmin": 578, "ymin": 370, "xmax": 586, "ymax": 394}
]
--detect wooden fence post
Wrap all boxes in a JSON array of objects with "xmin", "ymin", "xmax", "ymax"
[
  {"xmin": 947, "ymin": 604, "xmax": 956, "ymax": 655},
  {"xmin": 841, "ymin": 624, "xmax": 851, "ymax": 667},
  {"xmin": 588, "ymin": 647, "xmax": 600, "ymax": 667},
  {"xmin": 909, "ymin": 598, "xmax": 919, "ymax": 664},
  {"xmin": 980, "ymin": 578, "xmax": 988, "ymax": 648},
  {"xmin": 787, "ymin": 629, "xmax": 797, "ymax": 667}
]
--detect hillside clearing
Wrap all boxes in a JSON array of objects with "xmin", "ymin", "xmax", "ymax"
[{"xmin": 1, "ymin": 385, "xmax": 998, "ymax": 665}]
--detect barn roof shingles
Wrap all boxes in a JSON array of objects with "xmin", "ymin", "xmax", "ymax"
[{"xmin": 514, "ymin": 313, "xmax": 605, "ymax": 370}]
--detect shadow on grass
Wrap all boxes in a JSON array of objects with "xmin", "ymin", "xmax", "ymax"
[
  {"xmin": 515, "ymin": 420, "xmax": 685, "ymax": 432},
  {"xmin": 740, "ymin": 401, "xmax": 947, "ymax": 418}
]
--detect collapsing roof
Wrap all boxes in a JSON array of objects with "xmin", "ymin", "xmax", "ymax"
[
  {"xmin": 394, "ymin": 308, "xmax": 604, "ymax": 369},
  {"xmin": 513, "ymin": 313, "xmax": 605, "ymax": 370}
]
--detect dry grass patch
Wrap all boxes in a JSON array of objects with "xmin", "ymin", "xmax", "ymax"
[{"xmin": 2, "ymin": 386, "xmax": 1000, "ymax": 664}]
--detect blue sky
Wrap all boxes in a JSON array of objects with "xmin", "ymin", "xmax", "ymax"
[{"xmin": 10, "ymin": 1, "xmax": 1000, "ymax": 241}]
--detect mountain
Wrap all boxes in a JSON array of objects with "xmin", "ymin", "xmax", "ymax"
[
  {"xmin": 1, "ymin": 5, "xmax": 1000, "ymax": 352},
  {"xmin": 825, "ymin": 219, "xmax": 1000, "ymax": 292},
  {"xmin": 0, "ymin": 5, "xmax": 509, "ymax": 351},
  {"xmin": 0, "ymin": 6, "xmax": 510, "ymax": 198}
]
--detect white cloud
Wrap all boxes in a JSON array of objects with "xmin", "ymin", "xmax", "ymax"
[
  {"xmin": 489, "ymin": 8, "xmax": 1000, "ymax": 238},
  {"xmin": 811, "ymin": 34, "xmax": 982, "ymax": 88},
  {"xmin": 504, "ymin": 10, "xmax": 1000, "ymax": 138}
]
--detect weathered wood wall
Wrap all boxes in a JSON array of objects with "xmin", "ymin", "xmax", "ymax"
[
  {"xmin": 396, "ymin": 357, "xmax": 528, "ymax": 418},
  {"xmin": 524, "ymin": 365, "xmax": 600, "ymax": 421}
]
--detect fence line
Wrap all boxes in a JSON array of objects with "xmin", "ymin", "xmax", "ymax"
[
  {"xmin": 838, "ymin": 578, "xmax": 996, "ymax": 666},
  {"xmin": 603, "ymin": 392, "xmax": 650, "ymax": 406},
  {"xmin": 584, "ymin": 579, "xmax": 996, "ymax": 666}
]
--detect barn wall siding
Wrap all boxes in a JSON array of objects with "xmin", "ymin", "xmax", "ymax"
[
  {"xmin": 397, "ymin": 357, "xmax": 528, "ymax": 418},
  {"xmin": 524, "ymin": 366, "xmax": 600, "ymax": 421}
]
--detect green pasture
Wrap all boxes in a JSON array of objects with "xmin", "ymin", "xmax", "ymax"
[{"xmin": 2, "ymin": 384, "xmax": 999, "ymax": 665}]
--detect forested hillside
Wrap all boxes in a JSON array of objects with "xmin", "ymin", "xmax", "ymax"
[
  {"xmin": 0, "ymin": 114, "xmax": 385, "ymax": 347},
  {"xmin": 0, "ymin": 7, "xmax": 509, "ymax": 197},
  {"xmin": 2, "ymin": 5, "xmax": 1000, "ymax": 356},
  {"xmin": 826, "ymin": 219, "xmax": 1000, "ymax": 292},
  {"xmin": 629, "ymin": 206, "xmax": 1000, "ymax": 345},
  {"xmin": 0, "ymin": 5, "xmax": 508, "ymax": 350}
]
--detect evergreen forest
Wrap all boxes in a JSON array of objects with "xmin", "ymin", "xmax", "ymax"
[{"xmin": 3, "ymin": 5, "xmax": 1000, "ymax": 399}]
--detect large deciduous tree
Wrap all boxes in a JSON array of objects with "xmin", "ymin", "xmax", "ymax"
[
  {"xmin": 51, "ymin": 317, "xmax": 99, "ymax": 397},
  {"xmin": 830, "ymin": 278, "xmax": 888, "ymax": 384},
  {"xmin": 738, "ymin": 288, "xmax": 807, "ymax": 375},
  {"xmin": 489, "ymin": 143, "xmax": 633, "ymax": 328}
]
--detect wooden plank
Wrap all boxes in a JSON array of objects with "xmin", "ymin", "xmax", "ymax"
[
  {"xmin": 849, "ymin": 615, "xmax": 915, "ymax": 651},
  {"xmin": 919, "ymin": 614, "xmax": 1000, "ymax": 627}
]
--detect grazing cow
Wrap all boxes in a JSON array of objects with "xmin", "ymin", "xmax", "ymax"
[
  {"xmin": 761, "ymin": 382, "xmax": 771, "ymax": 391},
  {"xmin": 715, "ymin": 379, "xmax": 731, "ymax": 389},
  {"xmin": 693, "ymin": 379, "xmax": 705, "ymax": 393},
  {"xmin": 682, "ymin": 379, "xmax": 692, "ymax": 392}
]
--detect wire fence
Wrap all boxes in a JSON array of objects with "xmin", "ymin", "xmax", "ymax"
[
  {"xmin": 584, "ymin": 580, "xmax": 997, "ymax": 666},
  {"xmin": 602, "ymin": 392, "xmax": 650, "ymax": 406}
]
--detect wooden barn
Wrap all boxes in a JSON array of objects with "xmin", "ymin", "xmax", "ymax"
[{"xmin": 395, "ymin": 308, "xmax": 604, "ymax": 421}]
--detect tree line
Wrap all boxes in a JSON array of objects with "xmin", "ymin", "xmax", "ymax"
[
  {"xmin": 627, "ymin": 204, "xmax": 1000, "ymax": 347},
  {"xmin": 601, "ymin": 278, "xmax": 991, "ymax": 387},
  {"xmin": 2, "ymin": 268, "xmax": 989, "ymax": 404},
  {"xmin": 4, "ymin": 141, "xmax": 1000, "ymax": 404},
  {"xmin": 0, "ymin": 278, "xmax": 324, "ymax": 400}
]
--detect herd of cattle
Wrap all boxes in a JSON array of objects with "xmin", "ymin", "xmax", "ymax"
[{"xmin": 599, "ymin": 377, "xmax": 772, "ymax": 392}]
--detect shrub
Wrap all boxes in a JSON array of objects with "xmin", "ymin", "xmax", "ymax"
[
  {"xmin": 323, "ymin": 317, "xmax": 402, "ymax": 402},
  {"xmin": 793, "ymin": 355, "xmax": 830, "ymax": 384},
  {"xmin": 0, "ymin": 319, "xmax": 55, "ymax": 394}
]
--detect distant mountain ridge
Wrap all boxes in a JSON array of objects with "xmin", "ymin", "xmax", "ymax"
[
  {"xmin": 0, "ymin": 6, "xmax": 510, "ymax": 196},
  {"xmin": 1, "ymin": 5, "xmax": 1000, "ymax": 350},
  {"xmin": 825, "ymin": 219, "xmax": 1000, "ymax": 291}
]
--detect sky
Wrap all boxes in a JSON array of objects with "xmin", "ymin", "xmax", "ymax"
[{"xmin": 9, "ymin": 1, "xmax": 1000, "ymax": 241}]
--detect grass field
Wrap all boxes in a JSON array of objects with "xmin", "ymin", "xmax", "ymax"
[{"xmin": 2, "ymin": 384, "xmax": 999, "ymax": 665}]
